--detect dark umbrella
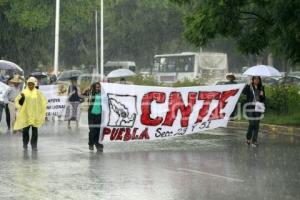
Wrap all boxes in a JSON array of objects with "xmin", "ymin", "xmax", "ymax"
[
  {"xmin": 30, "ymin": 72, "xmax": 48, "ymax": 79},
  {"xmin": 57, "ymin": 70, "xmax": 83, "ymax": 81}
]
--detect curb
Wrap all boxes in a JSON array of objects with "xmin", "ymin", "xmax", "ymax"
[{"xmin": 227, "ymin": 121, "xmax": 300, "ymax": 137}]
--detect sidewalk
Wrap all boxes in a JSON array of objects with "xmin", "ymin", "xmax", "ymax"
[{"xmin": 228, "ymin": 121, "xmax": 300, "ymax": 136}]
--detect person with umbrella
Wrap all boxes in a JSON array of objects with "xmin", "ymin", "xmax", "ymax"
[
  {"xmin": 14, "ymin": 77, "xmax": 47, "ymax": 151},
  {"xmin": 65, "ymin": 77, "xmax": 83, "ymax": 129},
  {"xmin": 242, "ymin": 65, "xmax": 282, "ymax": 147},
  {"xmin": 5, "ymin": 75, "xmax": 23, "ymax": 132},
  {"xmin": 242, "ymin": 76, "xmax": 265, "ymax": 147}
]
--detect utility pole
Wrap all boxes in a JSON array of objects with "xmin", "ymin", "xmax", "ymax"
[
  {"xmin": 95, "ymin": 10, "xmax": 99, "ymax": 74},
  {"xmin": 100, "ymin": 0, "xmax": 104, "ymax": 81},
  {"xmin": 54, "ymin": 0, "xmax": 60, "ymax": 76}
]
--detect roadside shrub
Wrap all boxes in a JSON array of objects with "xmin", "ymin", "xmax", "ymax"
[
  {"xmin": 265, "ymin": 85, "xmax": 300, "ymax": 114},
  {"xmin": 130, "ymin": 74, "xmax": 160, "ymax": 86},
  {"xmin": 172, "ymin": 78, "xmax": 205, "ymax": 87}
]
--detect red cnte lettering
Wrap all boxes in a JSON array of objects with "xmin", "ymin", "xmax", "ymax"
[
  {"xmin": 195, "ymin": 92, "xmax": 221, "ymax": 123},
  {"xmin": 209, "ymin": 89, "xmax": 239, "ymax": 120},
  {"xmin": 162, "ymin": 92, "xmax": 197, "ymax": 127},
  {"xmin": 141, "ymin": 92, "xmax": 166, "ymax": 126}
]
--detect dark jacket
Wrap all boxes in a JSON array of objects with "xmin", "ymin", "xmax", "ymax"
[
  {"xmin": 242, "ymin": 84, "xmax": 266, "ymax": 104},
  {"xmin": 68, "ymin": 85, "xmax": 82, "ymax": 102}
]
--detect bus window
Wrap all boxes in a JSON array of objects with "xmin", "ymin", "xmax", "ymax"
[
  {"xmin": 129, "ymin": 66, "xmax": 136, "ymax": 72},
  {"xmin": 154, "ymin": 55, "xmax": 194, "ymax": 73}
]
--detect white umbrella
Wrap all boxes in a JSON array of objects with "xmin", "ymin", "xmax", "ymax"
[
  {"xmin": 0, "ymin": 60, "xmax": 24, "ymax": 73},
  {"xmin": 107, "ymin": 69, "xmax": 136, "ymax": 78},
  {"xmin": 243, "ymin": 65, "xmax": 281, "ymax": 77}
]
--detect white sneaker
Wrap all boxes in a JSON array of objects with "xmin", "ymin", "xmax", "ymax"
[{"xmin": 251, "ymin": 143, "xmax": 258, "ymax": 147}]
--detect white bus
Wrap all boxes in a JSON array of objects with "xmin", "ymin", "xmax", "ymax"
[
  {"xmin": 104, "ymin": 61, "xmax": 136, "ymax": 75},
  {"xmin": 153, "ymin": 52, "xmax": 228, "ymax": 84}
]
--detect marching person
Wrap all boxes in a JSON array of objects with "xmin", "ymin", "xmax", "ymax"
[
  {"xmin": 87, "ymin": 82, "xmax": 103, "ymax": 152},
  {"xmin": 5, "ymin": 75, "xmax": 23, "ymax": 132},
  {"xmin": 225, "ymin": 73, "xmax": 238, "ymax": 119},
  {"xmin": 0, "ymin": 80, "xmax": 10, "ymax": 131},
  {"xmin": 66, "ymin": 78, "xmax": 82, "ymax": 129},
  {"xmin": 242, "ymin": 76, "xmax": 265, "ymax": 147},
  {"xmin": 0, "ymin": 100, "xmax": 5, "ymax": 128},
  {"xmin": 14, "ymin": 77, "xmax": 47, "ymax": 151}
]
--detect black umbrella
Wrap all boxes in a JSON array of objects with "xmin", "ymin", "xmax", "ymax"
[
  {"xmin": 30, "ymin": 72, "xmax": 48, "ymax": 79},
  {"xmin": 57, "ymin": 70, "xmax": 83, "ymax": 81}
]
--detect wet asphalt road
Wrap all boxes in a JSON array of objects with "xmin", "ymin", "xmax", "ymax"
[{"xmin": 0, "ymin": 117, "xmax": 299, "ymax": 200}]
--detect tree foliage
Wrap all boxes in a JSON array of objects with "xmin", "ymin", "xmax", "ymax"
[
  {"xmin": 0, "ymin": 0, "xmax": 193, "ymax": 72},
  {"xmin": 172, "ymin": 0, "xmax": 300, "ymax": 64}
]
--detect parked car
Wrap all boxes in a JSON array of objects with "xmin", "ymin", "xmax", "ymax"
[
  {"xmin": 288, "ymin": 71, "xmax": 300, "ymax": 77},
  {"xmin": 262, "ymin": 77, "xmax": 280, "ymax": 85},
  {"xmin": 278, "ymin": 75, "xmax": 300, "ymax": 86}
]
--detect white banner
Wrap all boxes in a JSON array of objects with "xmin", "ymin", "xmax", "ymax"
[
  {"xmin": 39, "ymin": 84, "xmax": 69, "ymax": 117},
  {"xmin": 100, "ymin": 83, "xmax": 245, "ymax": 143}
]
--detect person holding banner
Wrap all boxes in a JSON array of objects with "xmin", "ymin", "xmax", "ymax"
[
  {"xmin": 242, "ymin": 76, "xmax": 265, "ymax": 147},
  {"xmin": 14, "ymin": 77, "xmax": 47, "ymax": 151},
  {"xmin": 225, "ymin": 73, "xmax": 238, "ymax": 119},
  {"xmin": 87, "ymin": 82, "xmax": 103, "ymax": 152}
]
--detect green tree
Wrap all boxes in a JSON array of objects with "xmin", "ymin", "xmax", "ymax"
[
  {"xmin": 171, "ymin": 0, "xmax": 300, "ymax": 64},
  {"xmin": 0, "ymin": 0, "xmax": 98, "ymax": 72},
  {"xmin": 104, "ymin": 0, "xmax": 194, "ymax": 69},
  {"xmin": 0, "ymin": 0, "xmax": 54, "ymax": 72},
  {"xmin": 0, "ymin": 0, "xmax": 195, "ymax": 72}
]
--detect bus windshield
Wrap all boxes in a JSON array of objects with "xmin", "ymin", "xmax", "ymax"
[{"xmin": 154, "ymin": 55, "xmax": 194, "ymax": 72}]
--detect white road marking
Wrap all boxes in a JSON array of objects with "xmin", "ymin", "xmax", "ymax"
[{"xmin": 177, "ymin": 168, "xmax": 244, "ymax": 183}]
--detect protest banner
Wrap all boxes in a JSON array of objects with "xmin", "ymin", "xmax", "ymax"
[
  {"xmin": 39, "ymin": 83, "xmax": 69, "ymax": 117},
  {"xmin": 100, "ymin": 83, "xmax": 245, "ymax": 142}
]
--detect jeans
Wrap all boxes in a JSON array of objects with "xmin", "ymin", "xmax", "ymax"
[
  {"xmin": 246, "ymin": 111, "xmax": 261, "ymax": 143},
  {"xmin": 88, "ymin": 113, "xmax": 102, "ymax": 148},
  {"xmin": 0, "ymin": 103, "xmax": 4, "ymax": 122},
  {"xmin": 5, "ymin": 104, "xmax": 10, "ymax": 129},
  {"xmin": 23, "ymin": 126, "xmax": 38, "ymax": 148}
]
